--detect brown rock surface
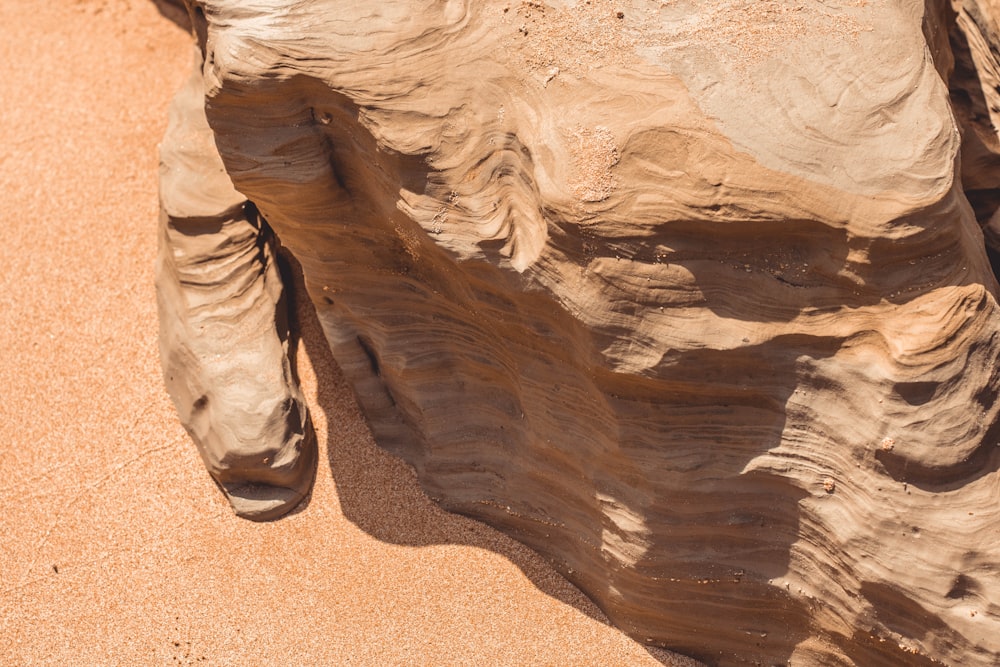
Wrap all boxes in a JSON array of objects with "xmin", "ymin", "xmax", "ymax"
[
  {"xmin": 159, "ymin": 0, "xmax": 1000, "ymax": 664},
  {"xmin": 0, "ymin": 1, "xmax": 695, "ymax": 664}
]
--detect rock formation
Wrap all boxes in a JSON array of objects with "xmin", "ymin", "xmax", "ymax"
[
  {"xmin": 157, "ymin": 0, "xmax": 1000, "ymax": 663},
  {"xmin": 157, "ymin": 53, "xmax": 316, "ymax": 520}
]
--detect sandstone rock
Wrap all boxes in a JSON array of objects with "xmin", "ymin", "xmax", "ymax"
[
  {"xmin": 158, "ymin": 1, "xmax": 1000, "ymax": 663},
  {"xmin": 157, "ymin": 49, "xmax": 316, "ymax": 521}
]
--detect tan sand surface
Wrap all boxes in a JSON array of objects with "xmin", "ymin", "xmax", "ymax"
[{"xmin": 0, "ymin": 1, "xmax": 696, "ymax": 664}]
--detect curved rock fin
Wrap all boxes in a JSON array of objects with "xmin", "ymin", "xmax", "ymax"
[{"xmin": 156, "ymin": 48, "xmax": 316, "ymax": 521}]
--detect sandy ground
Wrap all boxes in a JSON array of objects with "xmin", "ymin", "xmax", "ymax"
[{"xmin": 0, "ymin": 1, "xmax": 698, "ymax": 664}]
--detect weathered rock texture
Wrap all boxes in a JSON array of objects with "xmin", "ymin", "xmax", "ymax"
[
  {"xmin": 157, "ymin": 51, "xmax": 316, "ymax": 520},
  {"xmin": 158, "ymin": 0, "xmax": 1000, "ymax": 663}
]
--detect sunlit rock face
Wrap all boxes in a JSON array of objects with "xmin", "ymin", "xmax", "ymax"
[{"xmin": 158, "ymin": 1, "xmax": 1000, "ymax": 663}]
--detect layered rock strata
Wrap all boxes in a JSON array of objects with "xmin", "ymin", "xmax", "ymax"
[{"xmin": 157, "ymin": 1, "xmax": 1000, "ymax": 663}]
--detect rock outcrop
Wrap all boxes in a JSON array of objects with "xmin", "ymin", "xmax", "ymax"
[{"xmin": 157, "ymin": 1, "xmax": 1000, "ymax": 663}]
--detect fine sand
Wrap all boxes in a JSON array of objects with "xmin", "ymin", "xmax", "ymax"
[{"xmin": 0, "ymin": 1, "xmax": 697, "ymax": 664}]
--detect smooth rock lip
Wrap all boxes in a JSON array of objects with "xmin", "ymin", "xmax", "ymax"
[
  {"xmin": 220, "ymin": 484, "xmax": 306, "ymax": 521},
  {"xmin": 209, "ymin": 409, "xmax": 318, "ymax": 521},
  {"xmin": 220, "ymin": 477, "xmax": 313, "ymax": 522}
]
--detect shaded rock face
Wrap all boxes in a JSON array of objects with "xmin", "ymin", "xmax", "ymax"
[{"xmin": 156, "ymin": 0, "xmax": 1000, "ymax": 663}]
